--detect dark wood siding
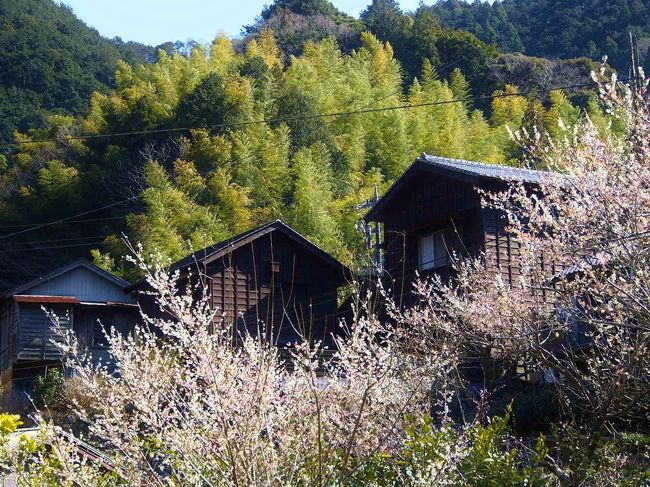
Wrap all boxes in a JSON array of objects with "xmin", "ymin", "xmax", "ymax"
[
  {"xmin": 205, "ymin": 230, "xmax": 341, "ymax": 346},
  {"xmin": 0, "ymin": 299, "xmax": 18, "ymax": 372},
  {"xmin": 16, "ymin": 304, "xmax": 71, "ymax": 363},
  {"xmin": 377, "ymin": 172, "xmax": 485, "ymax": 304},
  {"xmin": 483, "ymin": 206, "xmax": 521, "ymax": 287},
  {"xmin": 0, "ymin": 301, "xmax": 138, "ymax": 376},
  {"xmin": 73, "ymin": 306, "xmax": 137, "ymax": 350},
  {"xmin": 368, "ymin": 161, "xmax": 569, "ymax": 326},
  {"xmin": 482, "ymin": 198, "xmax": 561, "ymax": 302}
]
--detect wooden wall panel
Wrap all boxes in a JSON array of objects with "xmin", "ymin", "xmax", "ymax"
[
  {"xmin": 16, "ymin": 304, "xmax": 70, "ymax": 362},
  {"xmin": 206, "ymin": 231, "xmax": 341, "ymax": 346}
]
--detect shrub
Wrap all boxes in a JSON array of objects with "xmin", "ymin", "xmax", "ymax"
[{"xmin": 33, "ymin": 368, "xmax": 65, "ymax": 410}]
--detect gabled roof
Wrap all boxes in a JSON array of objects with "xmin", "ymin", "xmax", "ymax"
[
  {"xmin": 418, "ymin": 154, "xmax": 550, "ymax": 184},
  {"xmin": 128, "ymin": 220, "xmax": 350, "ymax": 291},
  {"xmin": 4, "ymin": 259, "xmax": 130, "ymax": 298},
  {"xmin": 365, "ymin": 153, "xmax": 557, "ymax": 221}
]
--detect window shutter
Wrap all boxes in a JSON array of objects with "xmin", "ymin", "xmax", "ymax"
[
  {"xmin": 433, "ymin": 231, "xmax": 448, "ymax": 267},
  {"xmin": 418, "ymin": 234, "xmax": 435, "ymax": 270}
]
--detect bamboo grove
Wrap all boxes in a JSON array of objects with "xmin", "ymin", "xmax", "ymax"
[{"xmin": 0, "ymin": 31, "xmax": 619, "ymax": 278}]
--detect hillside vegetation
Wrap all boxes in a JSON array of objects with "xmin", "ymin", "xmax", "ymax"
[
  {"xmin": 0, "ymin": 0, "xmax": 154, "ymax": 145},
  {"xmin": 0, "ymin": 0, "xmax": 634, "ymax": 281},
  {"xmin": 429, "ymin": 0, "xmax": 650, "ymax": 72}
]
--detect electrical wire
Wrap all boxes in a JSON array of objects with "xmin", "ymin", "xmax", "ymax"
[
  {"xmin": 0, "ymin": 241, "xmax": 105, "ymax": 253},
  {"xmin": 0, "ymin": 234, "xmax": 113, "ymax": 245},
  {"xmin": 0, "ymin": 215, "xmax": 127, "ymax": 229},
  {"xmin": 4, "ymin": 80, "xmax": 604, "ymax": 147},
  {"xmin": 0, "ymin": 196, "xmax": 138, "ymax": 241},
  {"xmin": 0, "ymin": 81, "xmax": 407, "ymax": 247}
]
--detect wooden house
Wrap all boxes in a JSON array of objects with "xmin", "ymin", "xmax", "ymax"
[
  {"xmin": 365, "ymin": 154, "xmax": 560, "ymax": 306},
  {"xmin": 129, "ymin": 220, "xmax": 350, "ymax": 347},
  {"xmin": 0, "ymin": 259, "xmax": 138, "ymax": 391}
]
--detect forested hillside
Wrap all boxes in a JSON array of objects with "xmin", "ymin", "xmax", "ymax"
[
  {"xmin": 248, "ymin": 0, "xmax": 608, "ymax": 104},
  {"xmin": 428, "ymin": 0, "xmax": 650, "ymax": 72},
  {"xmin": 0, "ymin": 0, "xmax": 632, "ymax": 284},
  {"xmin": 0, "ymin": 31, "xmax": 616, "ymax": 283},
  {"xmin": 0, "ymin": 0, "xmax": 154, "ymax": 145}
]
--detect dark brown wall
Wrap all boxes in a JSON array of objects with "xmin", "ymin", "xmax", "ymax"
[
  {"xmin": 481, "ymin": 184, "xmax": 562, "ymax": 303},
  {"xmin": 378, "ymin": 171, "xmax": 485, "ymax": 303},
  {"xmin": 483, "ymin": 206, "xmax": 520, "ymax": 287},
  {"xmin": 0, "ymin": 299, "xmax": 18, "ymax": 372},
  {"xmin": 192, "ymin": 230, "xmax": 342, "ymax": 346},
  {"xmin": 73, "ymin": 305, "xmax": 138, "ymax": 350}
]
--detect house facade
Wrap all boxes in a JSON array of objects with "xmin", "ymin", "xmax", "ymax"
[
  {"xmin": 129, "ymin": 220, "xmax": 350, "ymax": 347},
  {"xmin": 365, "ymin": 154, "xmax": 560, "ymax": 306},
  {"xmin": 0, "ymin": 260, "xmax": 138, "ymax": 391}
]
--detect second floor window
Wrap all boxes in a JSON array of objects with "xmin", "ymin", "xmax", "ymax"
[{"xmin": 418, "ymin": 230, "xmax": 449, "ymax": 270}]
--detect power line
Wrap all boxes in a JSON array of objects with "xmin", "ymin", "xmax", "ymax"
[
  {"xmin": 1, "ymin": 234, "xmax": 113, "ymax": 245},
  {"xmin": 0, "ymin": 84, "xmax": 407, "ymax": 250},
  {"xmin": 0, "ymin": 196, "xmax": 138, "ymax": 241},
  {"xmin": 0, "ymin": 215, "xmax": 127, "ymax": 229},
  {"xmin": 5, "ymin": 81, "xmax": 602, "ymax": 147},
  {"xmin": 0, "ymin": 241, "xmax": 105, "ymax": 253}
]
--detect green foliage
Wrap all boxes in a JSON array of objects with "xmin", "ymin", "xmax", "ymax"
[
  {"xmin": 33, "ymin": 368, "xmax": 66, "ymax": 410},
  {"xmin": 126, "ymin": 160, "xmax": 228, "ymax": 263},
  {"xmin": 429, "ymin": 0, "xmax": 650, "ymax": 72},
  {"xmin": 0, "ymin": 0, "xmax": 153, "ymax": 144},
  {"xmin": 276, "ymin": 88, "xmax": 330, "ymax": 150},
  {"xmin": 350, "ymin": 410, "xmax": 555, "ymax": 486},
  {"xmin": 289, "ymin": 143, "xmax": 340, "ymax": 254},
  {"xmin": 177, "ymin": 72, "xmax": 251, "ymax": 134},
  {"xmin": 359, "ymin": 1, "xmax": 500, "ymax": 96},
  {"xmin": 459, "ymin": 409, "xmax": 546, "ymax": 486},
  {"xmin": 553, "ymin": 424, "xmax": 650, "ymax": 486},
  {"xmin": 0, "ymin": 19, "xmax": 606, "ymax": 275}
]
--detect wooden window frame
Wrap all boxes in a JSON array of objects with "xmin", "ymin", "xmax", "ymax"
[{"xmin": 418, "ymin": 229, "xmax": 450, "ymax": 271}]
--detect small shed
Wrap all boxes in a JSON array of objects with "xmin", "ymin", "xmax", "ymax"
[
  {"xmin": 0, "ymin": 260, "xmax": 138, "ymax": 391},
  {"xmin": 129, "ymin": 220, "xmax": 351, "ymax": 347}
]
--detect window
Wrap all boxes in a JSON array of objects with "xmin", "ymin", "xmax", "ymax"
[{"xmin": 418, "ymin": 230, "xmax": 449, "ymax": 270}]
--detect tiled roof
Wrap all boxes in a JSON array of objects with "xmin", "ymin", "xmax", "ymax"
[
  {"xmin": 419, "ymin": 153, "xmax": 553, "ymax": 184},
  {"xmin": 364, "ymin": 154, "xmax": 565, "ymax": 221}
]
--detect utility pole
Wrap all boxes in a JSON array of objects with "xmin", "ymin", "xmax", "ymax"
[
  {"xmin": 629, "ymin": 31, "xmax": 640, "ymax": 95},
  {"xmin": 355, "ymin": 185, "xmax": 383, "ymax": 275},
  {"xmin": 372, "ymin": 185, "xmax": 382, "ymax": 275}
]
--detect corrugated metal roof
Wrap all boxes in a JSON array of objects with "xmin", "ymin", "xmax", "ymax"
[
  {"xmin": 4, "ymin": 259, "xmax": 131, "ymax": 299},
  {"xmin": 418, "ymin": 153, "xmax": 552, "ymax": 184}
]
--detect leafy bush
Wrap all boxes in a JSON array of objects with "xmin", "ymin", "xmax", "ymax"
[{"xmin": 33, "ymin": 368, "xmax": 65, "ymax": 410}]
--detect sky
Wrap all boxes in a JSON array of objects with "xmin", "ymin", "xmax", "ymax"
[{"xmin": 62, "ymin": 1, "xmax": 424, "ymax": 47}]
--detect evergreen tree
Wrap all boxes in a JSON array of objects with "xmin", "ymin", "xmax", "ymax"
[{"xmin": 177, "ymin": 72, "xmax": 252, "ymax": 135}]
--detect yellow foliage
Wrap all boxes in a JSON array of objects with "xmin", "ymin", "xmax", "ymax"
[
  {"xmin": 0, "ymin": 413, "xmax": 23, "ymax": 436},
  {"xmin": 14, "ymin": 153, "xmax": 32, "ymax": 169}
]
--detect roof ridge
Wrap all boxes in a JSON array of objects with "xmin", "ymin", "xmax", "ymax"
[
  {"xmin": 169, "ymin": 219, "xmax": 346, "ymax": 275},
  {"xmin": 4, "ymin": 258, "xmax": 130, "ymax": 297},
  {"xmin": 420, "ymin": 153, "xmax": 549, "ymax": 175}
]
